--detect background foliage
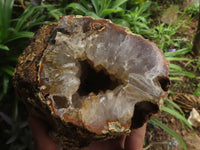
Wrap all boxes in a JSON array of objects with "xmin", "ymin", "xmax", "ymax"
[{"xmin": 0, "ymin": 0, "xmax": 199, "ymax": 149}]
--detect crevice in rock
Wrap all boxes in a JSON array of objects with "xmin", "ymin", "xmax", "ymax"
[
  {"xmin": 157, "ymin": 76, "xmax": 171, "ymax": 91},
  {"xmin": 77, "ymin": 60, "xmax": 122, "ymax": 96},
  {"xmin": 131, "ymin": 101, "xmax": 159, "ymax": 129},
  {"xmin": 53, "ymin": 95, "xmax": 69, "ymax": 109}
]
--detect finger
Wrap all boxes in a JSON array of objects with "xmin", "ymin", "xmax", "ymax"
[
  {"xmin": 83, "ymin": 137, "xmax": 124, "ymax": 150},
  {"xmin": 28, "ymin": 116, "xmax": 58, "ymax": 150},
  {"xmin": 28, "ymin": 116, "xmax": 48, "ymax": 138},
  {"xmin": 119, "ymin": 135, "xmax": 126, "ymax": 149},
  {"xmin": 124, "ymin": 123, "xmax": 147, "ymax": 150}
]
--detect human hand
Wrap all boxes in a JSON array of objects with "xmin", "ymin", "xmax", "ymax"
[
  {"xmin": 28, "ymin": 116, "xmax": 146, "ymax": 150},
  {"xmin": 28, "ymin": 116, "xmax": 58, "ymax": 150}
]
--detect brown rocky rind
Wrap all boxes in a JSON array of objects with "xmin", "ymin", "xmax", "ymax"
[{"xmin": 13, "ymin": 15, "xmax": 170, "ymax": 149}]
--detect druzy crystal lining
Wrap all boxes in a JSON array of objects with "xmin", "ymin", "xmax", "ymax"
[{"xmin": 38, "ymin": 16, "xmax": 169, "ymax": 133}]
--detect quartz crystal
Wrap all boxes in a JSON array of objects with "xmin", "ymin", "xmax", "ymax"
[{"xmin": 13, "ymin": 16, "xmax": 170, "ymax": 149}]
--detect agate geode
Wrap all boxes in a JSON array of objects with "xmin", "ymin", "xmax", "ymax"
[{"xmin": 13, "ymin": 15, "xmax": 170, "ymax": 149}]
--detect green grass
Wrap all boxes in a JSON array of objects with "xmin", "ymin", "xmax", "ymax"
[
  {"xmin": 149, "ymin": 98, "xmax": 193, "ymax": 150},
  {"xmin": 0, "ymin": 0, "xmax": 199, "ymax": 149},
  {"xmin": 66, "ymin": 0, "xmax": 128, "ymax": 18},
  {"xmin": 185, "ymin": 1, "xmax": 200, "ymax": 17},
  {"xmin": 150, "ymin": 117, "xmax": 187, "ymax": 150},
  {"xmin": 0, "ymin": 1, "xmax": 62, "ymax": 149}
]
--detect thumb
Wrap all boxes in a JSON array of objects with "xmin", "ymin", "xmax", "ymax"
[{"xmin": 124, "ymin": 123, "xmax": 147, "ymax": 150}]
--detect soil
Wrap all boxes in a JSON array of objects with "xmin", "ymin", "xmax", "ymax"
[
  {"xmin": 144, "ymin": 4, "xmax": 200, "ymax": 149},
  {"xmin": 145, "ymin": 112, "xmax": 200, "ymax": 150}
]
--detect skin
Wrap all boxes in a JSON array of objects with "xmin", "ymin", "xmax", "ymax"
[{"xmin": 28, "ymin": 116, "xmax": 147, "ymax": 150}]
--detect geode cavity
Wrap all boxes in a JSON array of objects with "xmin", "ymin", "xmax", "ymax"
[{"xmin": 13, "ymin": 15, "xmax": 170, "ymax": 149}]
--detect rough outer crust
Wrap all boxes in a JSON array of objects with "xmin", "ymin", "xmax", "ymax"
[
  {"xmin": 13, "ymin": 16, "xmax": 170, "ymax": 149},
  {"xmin": 13, "ymin": 23, "xmax": 127, "ymax": 149}
]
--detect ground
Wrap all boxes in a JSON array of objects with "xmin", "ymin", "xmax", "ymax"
[
  {"xmin": 144, "ymin": 2, "xmax": 200, "ymax": 149},
  {"xmin": 145, "ymin": 111, "xmax": 200, "ymax": 150}
]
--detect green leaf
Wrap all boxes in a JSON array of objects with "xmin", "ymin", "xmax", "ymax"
[
  {"xmin": 194, "ymin": 87, "xmax": 200, "ymax": 96},
  {"xmin": 166, "ymin": 57, "xmax": 192, "ymax": 61},
  {"xmin": 26, "ymin": 21, "xmax": 52, "ymax": 30},
  {"xmin": 86, "ymin": 11, "xmax": 100, "ymax": 19},
  {"xmin": 1, "ymin": 66, "xmax": 14, "ymax": 76},
  {"xmin": 91, "ymin": 0, "xmax": 99, "ymax": 14},
  {"xmin": 164, "ymin": 99, "xmax": 185, "ymax": 116},
  {"xmin": 5, "ymin": 56, "xmax": 18, "ymax": 61},
  {"xmin": 66, "ymin": 3, "xmax": 88, "ymax": 14},
  {"xmin": 42, "ymin": 4, "xmax": 63, "ymax": 21},
  {"xmin": 161, "ymin": 106, "xmax": 193, "ymax": 129},
  {"xmin": 101, "ymin": 8, "xmax": 122, "ymax": 17},
  {"xmin": 164, "ymin": 48, "xmax": 191, "ymax": 57},
  {"xmin": 101, "ymin": 0, "xmax": 112, "ymax": 10},
  {"xmin": 0, "ymin": 44, "xmax": 9, "ymax": 51},
  {"xmin": 170, "ymin": 70, "xmax": 195, "ymax": 79},
  {"xmin": 2, "ymin": 75, "xmax": 9, "ymax": 94},
  {"xmin": 150, "ymin": 117, "xmax": 186, "ymax": 150},
  {"xmin": 169, "ymin": 77, "xmax": 183, "ymax": 81},
  {"xmin": 80, "ymin": 0, "xmax": 91, "ymax": 9},
  {"xmin": 14, "ymin": 4, "xmax": 59, "ymax": 31},
  {"xmin": 134, "ymin": 21, "xmax": 149, "ymax": 29},
  {"xmin": 139, "ymin": 1, "xmax": 152, "ymax": 13},
  {"xmin": 164, "ymin": 35, "xmax": 171, "ymax": 40},
  {"xmin": 5, "ymin": 31, "xmax": 34, "ymax": 44},
  {"xmin": 0, "ymin": 75, "xmax": 9, "ymax": 101},
  {"xmin": 48, "ymin": 9, "xmax": 63, "ymax": 21},
  {"xmin": 112, "ymin": 18, "xmax": 130, "ymax": 27},
  {"xmin": 169, "ymin": 64, "xmax": 183, "ymax": 71},
  {"xmin": 137, "ymin": 16, "xmax": 147, "ymax": 22},
  {"xmin": 112, "ymin": 0, "xmax": 128, "ymax": 9},
  {"xmin": 0, "ymin": 0, "xmax": 14, "ymax": 42},
  {"xmin": 14, "ymin": 5, "xmax": 36, "ymax": 32}
]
